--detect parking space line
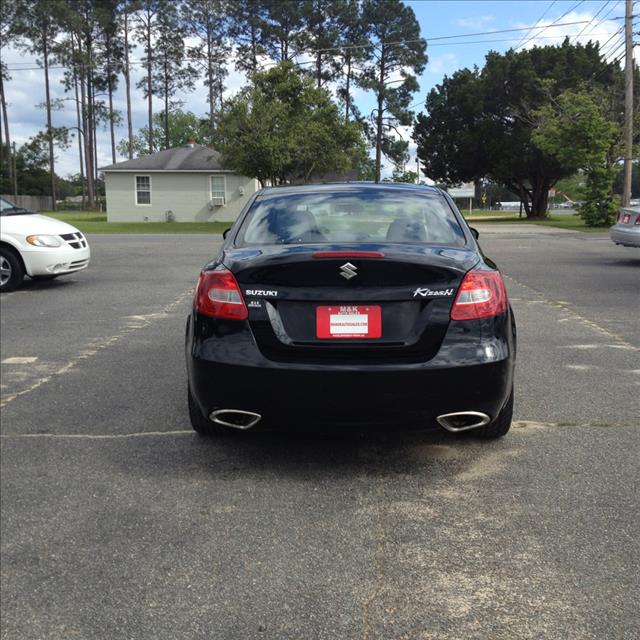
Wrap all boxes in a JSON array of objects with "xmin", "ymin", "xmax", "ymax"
[
  {"xmin": 0, "ymin": 287, "xmax": 194, "ymax": 408},
  {"xmin": 2, "ymin": 357, "xmax": 38, "ymax": 364},
  {"xmin": 504, "ymin": 275, "xmax": 639, "ymax": 352},
  {"xmin": 0, "ymin": 430, "xmax": 194, "ymax": 440},
  {"xmin": 1, "ymin": 421, "xmax": 638, "ymax": 441}
]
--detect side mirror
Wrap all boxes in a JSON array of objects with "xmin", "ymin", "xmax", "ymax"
[
  {"xmin": 470, "ymin": 227, "xmax": 479, "ymax": 240},
  {"xmin": 222, "ymin": 228, "xmax": 231, "ymax": 240}
]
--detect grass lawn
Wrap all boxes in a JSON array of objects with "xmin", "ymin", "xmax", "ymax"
[
  {"xmin": 465, "ymin": 213, "xmax": 609, "ymax": 232},
  {"xmin": 43, "ymin": 211, "xmax": 230, "ymax": 234}
]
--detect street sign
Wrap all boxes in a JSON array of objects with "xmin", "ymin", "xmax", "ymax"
[{"xmin": 448, "ymin": 182, "xmax": 475, "ymax": 198}]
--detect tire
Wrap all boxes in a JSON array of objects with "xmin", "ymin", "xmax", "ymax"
[
  {"xmin": 476, "ymin": 388, "xmax": 514, "ymax": 439},
  {"xmin": 0, "ymin": 247, "xmax": 25, "ymax": 293},
  {"xmin": 188, "ymin": 386, "xmax": 222, "ymax": 436}
]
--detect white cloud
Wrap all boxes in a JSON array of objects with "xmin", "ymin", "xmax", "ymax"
[
  {"xmin": 456, "ymin": 15, "xmax": 495, "ymax": 30},
  {"xmin": 426, "ymin": 53, "xmax": 459, "ymax": 75},
  {"xmin": 513, "ymin": 10, "xmax": 625, "ymax": 60}
]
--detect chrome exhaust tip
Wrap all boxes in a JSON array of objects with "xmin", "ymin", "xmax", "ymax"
[
  {"xmin": 209, "ymin": 409, "xmax": 261, "ymax": 430},
  {"xmin": 436, "ymin": 411, "xmax": 491, "ymax": 432}
]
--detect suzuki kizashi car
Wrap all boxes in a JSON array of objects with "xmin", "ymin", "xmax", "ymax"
[{"xmin": 186, "ymin": 183, "xmax": 516, "ymax": 438}]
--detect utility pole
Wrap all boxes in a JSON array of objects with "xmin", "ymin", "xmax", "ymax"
[{"xmin": 622, "ymin": 0, "xmax": 634, "ymax": 207}]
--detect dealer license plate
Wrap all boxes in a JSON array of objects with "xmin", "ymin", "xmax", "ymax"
[{"xmin": 316, "ymin": 305, "xmax": 382, "ymax": 339}]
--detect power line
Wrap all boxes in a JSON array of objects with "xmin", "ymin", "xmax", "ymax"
[
  {"xmin": 4, "ymin": 18, "xmax": 624, "ymax": 71},
  {"xmin": 514, "ymin": 0, "xmax": 558, "ymax": 49},
  {"xmin": 572, "ymin": 0, "xmax": 612, "ymax": 42},
  {"xmin": 517, "ymin": 0, "xmax": 586, "ymax": 50}
]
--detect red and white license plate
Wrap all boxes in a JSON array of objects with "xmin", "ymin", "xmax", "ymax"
[{"xmin": 316, "ymin": 305, "xmax": 382, "ymax": 339}]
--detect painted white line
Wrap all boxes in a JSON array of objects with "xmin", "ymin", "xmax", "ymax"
[
  {"xmin": 1, "ymin": 421, "xmax": 638, "ymax": 441},
  {"xmin": 558, "ymin": 344, "xmax": 633, "ymax": 351},
  {"xmin": 2, "ymin": 357, "xmax": 38, "ymax": 364},
  {"xmin": 0, "ymin": 287, "xmax": 194, "ymax": 408},
  {"xmin": 504, "ymin": 275, "xmax": 639, "ymax": 352},
  {"xmin": 564, "ymin": 364, "xmax": 594, "ymax": 371},
  {"xmin": 0, "ymin": 430, "xmax": 194, "ymax": 440}
]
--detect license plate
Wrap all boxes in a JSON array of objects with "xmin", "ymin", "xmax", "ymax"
[{"xmin": 316, "ymin": 305, "xmax": 382, "ymax": 339}]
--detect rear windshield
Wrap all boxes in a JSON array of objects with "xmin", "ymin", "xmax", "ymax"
[{"xmin": 236, "ymin": 190, "xmax": 466, "ymax": 247}]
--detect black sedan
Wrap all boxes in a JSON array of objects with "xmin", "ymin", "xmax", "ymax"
[{"xmin": 186, "ymin": 183, "xmax": 516, "ymax": 438}]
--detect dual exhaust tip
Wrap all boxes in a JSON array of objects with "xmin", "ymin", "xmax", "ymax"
[
  {"xmin": 209, "ymin": 408, "xmax": 490, "ymax": 433},
  {"xmin": 209, "ymin": 409, "xmax": 261, "ymax": 430},
  {"xmin": 436, "ymin": 411, "xmax": 490, "ymax": 432}
]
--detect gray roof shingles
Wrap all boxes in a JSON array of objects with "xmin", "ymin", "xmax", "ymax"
[{"xmin": 99, "ymin": 144, "xmax": 224, "ymax": 171}]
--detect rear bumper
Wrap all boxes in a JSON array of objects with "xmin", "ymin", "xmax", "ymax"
[
  {"xmin": 610, "ymin": 226, "xmax": 640, "ymax": 247},
  {"xmin": 187, "ymin": 312, "xmax": 516, "ymax": 427},
  {"xmin": 189, "ymin": 358, "xmax": 513, "ymax": 426}
]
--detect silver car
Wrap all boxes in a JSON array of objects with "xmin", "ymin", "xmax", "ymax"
[{"xmin": 610, "ymin": 206, "xmax": 640, "ymax": 248}]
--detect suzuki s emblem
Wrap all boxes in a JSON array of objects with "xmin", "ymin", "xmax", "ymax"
[{"xmin": 340, "ymin": 262, "xmax": 358, "ymax": 280}]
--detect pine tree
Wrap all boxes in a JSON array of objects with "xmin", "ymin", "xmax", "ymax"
[{"xmin": 359, "ymin": 0, "xmax": 427, "ymax": 182}]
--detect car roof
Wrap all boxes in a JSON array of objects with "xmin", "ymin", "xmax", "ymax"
[{"xmin": 256, "ymin": 182, "xmax": 444, "ymax": 198}]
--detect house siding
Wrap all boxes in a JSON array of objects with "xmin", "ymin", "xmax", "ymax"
[{"xmin": 105, "ymin": 172, "xmax": 259, "ymax": 223}]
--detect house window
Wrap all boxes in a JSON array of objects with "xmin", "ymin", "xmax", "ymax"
[
  {"xmin": 135, "ymin": 175, "xmax": 151, "ymax": 205},
  {"xmin": 210, "ymin": 175, "xmax": 226, "ymax": 202}
]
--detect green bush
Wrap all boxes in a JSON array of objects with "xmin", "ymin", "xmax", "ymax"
[{"xmin": 578, "ymin": 165, "xmax": 619, "ymax": 227}]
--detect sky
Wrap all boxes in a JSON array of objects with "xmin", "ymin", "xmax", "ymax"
[{"xmin": 1, "ymin": 0, "xmax": 633, "ymax": 180}]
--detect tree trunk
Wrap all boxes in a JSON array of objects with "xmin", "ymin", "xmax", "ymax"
[
  {"xmin": 79, "ymin": 38, "xmax": 94, "ymax": 209},
  {"xmin": 207, "ymin": 33, "xmax": 215, "ymax": 135},
  {"xmin": 0, "ymin": 69, "xmax": 13, "ymax": 190},
  {"xmin": 43, "ymin": 34, "xmax": 57, "ymax": 210},
  {"xmin": 374, "ymin": 46, "xmax": 386, "ymax": 183},
  {"xmin": 250, "ymin": 23, "xmax": 258, "ymax": 73},
  {"xmin": 146, "ymin": 15, "xmax": 153, "ymax": 154},
  {"xmin": 344, "ymin": 55, "xmax": 351, "ymax": 123},
  {"xmin": 107, "ymin": 53, "xmax": 116, "ymax": 164},
  {"xmin": 529, "ymin": 179, "xmax": 551, "ymax": 218},
  {"xmin": 124, "ymin": 11, "xmax": 133, "ymax": 159},
  {"xmin": 72, "ymin": 45, "xmax": 85, "ymax": 209},
  {"xmin": 164, "ymin": 55, "xmax": 169, "ymax": 150}
]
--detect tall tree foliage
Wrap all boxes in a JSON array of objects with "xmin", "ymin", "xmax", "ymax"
[
  {"xmin": 0, "ymin": 0, "xmax": 18, "ymax": 195},
  {"xmin": 116, "ymin": 109, "xmax": 209, "ymax": 157},
  {"xmin": 95, "ymin": 0, "xmax": 125, "ymax": 165},
  {"xmin": 299, "ymin": 0, "xmax": 341, "ymax": 88},
  {"xmin": 414, "ymin": 40, "xmax": 622, "ymax": 217},
  {"xmin": 151, "ymin": 1, "xmax": 197, "ymax": 150},
  {"xmin": 264, "ymin": 1, "xmax": 304, "ymax": 63},
  {"xmin": 135, "ymin": 0, "xmax": 160, "ymax": 153},
  {"xmin": 14, "ymin": 0, "xmax": 64, "ymax": 208},
  {"xmin": 360, "ymin": 0, "xmax": 427, "ymax": 182},
  {"xmin": 215, "ymin": 62, "xmax": 364, "ymax": 186},
  {"xmin": 183, "ymin": 0, "xmax": 230, "ymax": 138},
  {"xmin": 228, "ymin": 0, "xmax": 269, "ymax": 76},
  {"xmin": 334, "ymin": 0, "xmax": 371, "ymax": 123},
  {"xmin": 532, "ymin": 90, "xmax": 620, "ymax": 226}
]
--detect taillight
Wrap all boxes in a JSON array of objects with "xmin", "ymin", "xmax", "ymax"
[
  {"xmin": 635, "ymin": 215, "xmax": 640, "ymax": 226},
  {"xmin": 194, "ymin": 267, "xmax": 248, "ymax": 320},
  {"xmin": 450, "ymin": 269, "xmax": 508, "ymax": 321}
]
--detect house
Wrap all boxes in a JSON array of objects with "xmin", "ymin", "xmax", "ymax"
[{"xmin": 100, "ymin": 142, "xmax": 259, "ymax": 223}]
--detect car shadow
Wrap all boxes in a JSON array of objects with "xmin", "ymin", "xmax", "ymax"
[{"xmin": 105, "ymin": 421, "xmax": 505, "ymax": 484}]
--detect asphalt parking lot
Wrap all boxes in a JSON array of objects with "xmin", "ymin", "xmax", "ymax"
[{"xmin": 1, "ymin": 227, "xmax": 639, "ymax": 639}]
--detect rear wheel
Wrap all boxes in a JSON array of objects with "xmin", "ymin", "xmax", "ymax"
[
  {"xmin": 476, "ymin": 388, "xmax": 513, "ymax": 439},
  {"xmin": 0, "ymin": 248, "xmax": 24, "ymax": 293},
  {"xmin": 188, "ymin": 386, "xmax": 222, "ymax": 436}
]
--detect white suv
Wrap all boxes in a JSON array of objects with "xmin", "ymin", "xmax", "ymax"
[{"xmin": 0, "ymin": 197, "xmax": 91, "ymax": 292}]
